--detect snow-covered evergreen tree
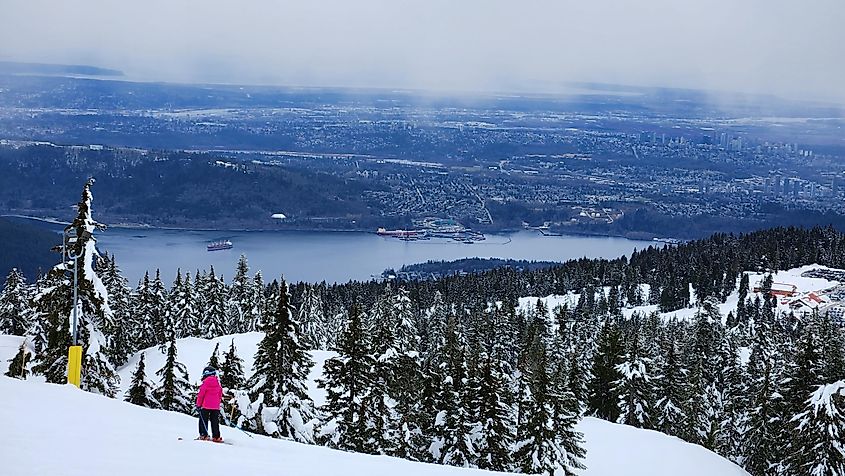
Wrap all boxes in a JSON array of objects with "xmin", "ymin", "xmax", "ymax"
[
  {"xmin": 514, "ymin": 339, "xmax": 586, "ymax": 476},
  {"xmin": 124, "ymin": 353, "xmax": 159, "ymax": 409},
  {"xmin": 587, "ymin": 317, "xmax": 624, "ymax": 421},
  {"xmin": 318, "ymin": 304, "xmax": 377, "ymax": 452},
  {"xmin": 153, "ymin": 339, "xmax": 193, "ymax": 414},
  {"xmin": 614, "ymin": 330, "xmax": 654, "ymax": 429},
  {"xmin": 200, "ymin": 267, "xmax": 228, "ymax": 338},
  {"xmin": 149, "ymin": 270, "xmax": 170, "ymax": 347},
  {"xmin": 0, "ymin": 268, "xmax": 32, "ymax": 336},
  {"xmin": 99, "ymin": 254, "xmax": 133, "ymax": 367},
  {"xmin": 30, "ymin": 179, "xmax": 119, "ymax": 396},
  {"xmin": 429, "ymin": 313, "xmax": 476, "ymax": 467},
  {"xmin": 471, "ymin": 352, "xmax": 514, "ymax": 472},
  {"xmin": 298, "ymin": 285, "xmax": 327, "ymax": 350},
  {"xmin": 227, "ymin": 255, "xmax": 254, "ymax": 334},
  {"xmin": 788, "ymin": 380, "xmax": 845, "ymax": 475},
  {"xmin": 246, "ymin": 280, "xmax": 316, "ymax": 442},
  {"xmin": 5, "ymin": 342, "xmax": 31, "ymax": 379},
  {"xmin": 220, "ymin": 339, "xmax": 245, "ymax": 390},
  {"xmin": 653, "ymin": 325, "xmax": 687, "ymax": 437},
  {"xmin": 168, "ymin": 269, "xmax": 198, "ymax": 339}
]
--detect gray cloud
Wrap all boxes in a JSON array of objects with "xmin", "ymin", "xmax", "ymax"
[{"xmin": 1, "ymin": 0, "xmax": 843, "ymax": 103}]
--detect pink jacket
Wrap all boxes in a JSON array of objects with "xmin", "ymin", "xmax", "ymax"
[{"xmin": 196, "ymin": 375, "xmax": 223, "ymax": 410}]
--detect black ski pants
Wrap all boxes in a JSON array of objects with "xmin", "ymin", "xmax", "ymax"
[{"xmin": 198, "ymin": 408, "xmax": 221, "ymax": 438}]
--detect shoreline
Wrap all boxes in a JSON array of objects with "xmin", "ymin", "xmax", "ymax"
[{"xmin": 3, "ymin": 213, "xmax": 661, "ymax": 243}]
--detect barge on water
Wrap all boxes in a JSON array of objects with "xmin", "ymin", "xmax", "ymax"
[{"xmin": 207, "ymin": 240, "xmax": 233, "ymax": 251}]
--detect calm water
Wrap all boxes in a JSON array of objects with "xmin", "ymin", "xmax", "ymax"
[{"xmin": 91, "ymin": 228, "xmax": 653, "ymax": 285}]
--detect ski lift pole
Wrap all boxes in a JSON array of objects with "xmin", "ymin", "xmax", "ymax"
[{"xmin": 64, "ymin": 228, "xmax": 83, "ymax": 388}]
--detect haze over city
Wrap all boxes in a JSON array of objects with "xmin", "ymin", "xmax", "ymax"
[{"xmin": 1, "ymin": 0, "xmax": 844, "ymax": 103}]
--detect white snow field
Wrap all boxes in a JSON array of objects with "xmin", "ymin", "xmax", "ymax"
[{"xmin": 2, "ymin": 333, "xmax": 749, "ymax": 476}]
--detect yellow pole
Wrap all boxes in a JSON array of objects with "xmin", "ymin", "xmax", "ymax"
[{"xmin": 67, "ymin": 345, "xmax": 82, "ymax": 388}]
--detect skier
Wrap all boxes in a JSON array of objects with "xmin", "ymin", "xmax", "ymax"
[{"xmin": 196, "ymin": 366, "xmax": 224, "ymax": 442}]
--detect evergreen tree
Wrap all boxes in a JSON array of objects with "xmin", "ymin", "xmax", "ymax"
[
  {"xmin": 30, "ymin": 179, "xmax": 119, "ymax": 396},
  {"xmin": 124, "ymin": 353, "xmax": 159, "ymax": 409},
  {"xmin": 246, "ymin": 280, "xmax": 315, "ymax": 442},
  {"xmin": 99, "ymin": 254, "xmax": 133, "ymax": 366},
  {"xmin": 587, "ymin": 317, "xmax": 624, "ymax": 421},
  {"xmin": 220, "ymin": 339, "xmax": 245, "ymax": 390},
  {"xmin": 298, "ymin": 285, "xmax": 327, "ymax": 350},
  {"xmin": 318, "ymin": 304, "xmax": 377, "ymax": 452},
  {"xmin": 744, "ymin": 302, "xmax": 781, "ymax": 475},
  {"xmin": 789, "ymin": 380, "xmax": 845, "ymax": 475},
  {"xmin": 430, "ymin": 313, "xmax": 476, "ymax": 467},
  {"xmin": 5, "ymin": 342, "xmax": 31, "ymax": 379},
  {"xmin": 514, "ymin": 342, "xmax": 586, "ymax": 476},
  {"xmin": 472, "ymin": 352, "xmax": 514, "ymax": 472},
  {"xmin": 228, "ymin": 254, "xmax": 253, "ymax": 334},
  {"xmin": 200, "ymin": 268, "xmax": 228, "ymax": 338},
  {"xmin": 152, "ymin": 339, "xmax": 193, "ymax": 413},
  {"xmin": 207, "ymin": 342, "xmax": 221, "ymax": 369},
  {"xmin": 653, "ymin": 326, "xmax": 687, "ymax": 437},
  {"xmin": 168, "ymin": 269, "xmax": 198, "ymax": 339},
  {"xmin": 0, "ymin": 268, "xmax": 32, "ymax": 336},
  {"xmin": 614, "ymin": 330, "xmax": 654, "ymax": 429}
]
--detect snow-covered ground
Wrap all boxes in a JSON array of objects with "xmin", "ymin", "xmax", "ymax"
[
  {"xmin": 2, "ymin": 333, "xmax": 749, "ymax": 475},
  {"xmin": 2, "ymin": 376, "xmax": 748, "ymax": 476},
  {"xmin": 520, "ymin": 264, "xmax": 844, "ymax": 323}
]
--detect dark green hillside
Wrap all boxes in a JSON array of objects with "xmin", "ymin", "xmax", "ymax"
[{"xmin": 0, "ymin": 217, "xmax": 59, "ymax": 282}]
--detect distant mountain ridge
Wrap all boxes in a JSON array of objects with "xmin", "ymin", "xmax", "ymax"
[{"xmin": 0, "ymin": 61, "xmax": 123, "ymax": 77}]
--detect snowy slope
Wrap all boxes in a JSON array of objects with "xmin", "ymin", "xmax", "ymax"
[
  {"xmin": 1, "ymin": 334, "xmax": 751, "ymax": 475},
  {"xmin": 1, "ymin": 375, "xmax": 748, "ymax": 476}
]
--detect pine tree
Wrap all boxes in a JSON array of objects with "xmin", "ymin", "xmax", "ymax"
[
  {"xmin": 207, "ymin": 342, "xmax": 221, "ymax": 369},
  {"xmin": 5, "ymin": 342, "xmax": 31, "ymax": 379},
  {"xmin": 0, "ymin": 268, "xmax": 32, "ymax": 336},
  {"xmin": 318, "ymin": 304, "xmax": 377, "ymax": 453},
  {"xmin": 220, "ymin": 339, "xmax": 245, "ymax": 390},
  {"xmin": 514, "ymin": 341, "xmax": 586, "ymax": 476},
  {"xmin": 246, "ymin": 280, "xmax": 315, "ymax": 442},
  {"xmin": 472, "ymin": 352, "xmax": 514, "ymax": 472},
  {"xmin": 587, "ymin": 317, "xmax": 624, "ymax": 421},
  {"xmin": 614, "ymin": 330, "xmax": 654, "ymax": 429},
  {"xmin": 298, "ymin": 285, "xmax": 327, "ymax": 350},
  {"xmin": 429, "ymin": 313, "xmax": 476, "ymax": 467},
  {"xmin": 130, "ymin": 272, "xmax": 157, "ymax": 349},
  {"xmin": 149, "ymin": 270, "xmax": 170, "ymax": 347},
  {"xmin": 201, "ymin": 268, "xmax": 228, "ymax": 338},
  {"xmin": 124, "ymin": 353, "xmax": 159, "ymax": 409},
  {"xmin": 228, "ymin": 254, "xmax": 253, "ymax": 334},
  {"xmin": 744, "ymin": 304, "xmax": 781, "ymax": 475},
  {"xmin": 99, "ymin": 254, "xmax": 133, "ymax": 367},
  {"xmin": 153, "ymin": 339, "xmax": 193, "ymax": 413},
  {"xmin": 30, "ymin": 179, "xmax": 119, "ymax": 396},
  {"xmin": 653, "ymin": 326, "xmax": 687, "ymax": 437},
  {"xmin": 168, "ymin": 269, "xmax": 198, "ymax": 339},
  {"xmin": 789, "ymin": 380, "xmax": 845, "ymax": 475}
]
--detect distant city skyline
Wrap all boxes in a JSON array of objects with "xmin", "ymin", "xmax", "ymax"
[{"xmin": 1, "ymin": 0, "xmax": 843, "ymax": 105}]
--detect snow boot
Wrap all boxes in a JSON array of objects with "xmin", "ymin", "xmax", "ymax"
[
  {"xmin": 197, "ymin": 436, "xmax": 210, "ymax": 441},
  {"xmin": 212, "ymin": 437, "xmax": 224, "ymax": 443}
]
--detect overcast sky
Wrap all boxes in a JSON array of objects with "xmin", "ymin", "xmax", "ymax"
[{"xmin": 1, "ymin": 0, "xmax": 843, "ymax": 103}]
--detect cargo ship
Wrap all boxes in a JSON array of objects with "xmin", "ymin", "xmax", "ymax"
[{"xmin": 207, "ymin": 240, "xmax": 233, "ymax": 251}]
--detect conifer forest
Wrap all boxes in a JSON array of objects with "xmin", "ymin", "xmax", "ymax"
[{"xmin": 6, "ymin": 181, "xmax": 845, "ymax": 476}]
